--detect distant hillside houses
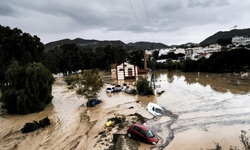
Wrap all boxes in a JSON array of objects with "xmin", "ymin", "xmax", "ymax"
[
  {"xmin": 232, "ymin": 36, "xmax": 250, "ymax": 47},
  {"xmin": 146, "ymin": 44, "xmax": 222, "ymax": 63}
]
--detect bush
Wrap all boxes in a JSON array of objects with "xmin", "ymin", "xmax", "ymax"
[
  {"xmin": 21, "ymin": 117, "xmax": 50, "ymax": 133},
  {"xmin": 1, "ymin": 62, "xmax": 55, "ymax": 114},
  {"xmin": 130, "ymin": 89, "xmax": 137, "ymax": 95},
  {"xmin": 21, "ymin": 121, "xmax": 40, "ymax": 133},
  {"xmin": 136, "ymin": 78, "xmax": 153, "ymax": 95}
]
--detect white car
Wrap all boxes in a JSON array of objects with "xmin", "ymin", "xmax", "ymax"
[
  {"xmin": 146, "ymin": 102, "xmax": 164, "ymax": 116},
  {"xmin": 106, "ymin": 87, "xmax": 112, "ymax": 93}
]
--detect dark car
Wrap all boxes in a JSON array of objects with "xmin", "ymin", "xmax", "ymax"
[
  {"xmin": 115, "ymin": 84, "xmax": 121, "ymax": 88},
  {"xmin": 112, "ymin": 87, "xmax": 121, "ymax": 92},
  {"xmin": 127, "ymin": 124, "xmax": 159, "ymax": 145},
  {"xmin": 87, "ymin": 99, "xmax": 102, "ymax": 107}
]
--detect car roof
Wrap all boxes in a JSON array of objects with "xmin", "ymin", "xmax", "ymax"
[
  {"xmin": 148, "ymin": 102, "xmax": 162, "ymax": 109},
  {"xmin": 132, "ymin": 124, "xmax": 149, "ymax": 131}
]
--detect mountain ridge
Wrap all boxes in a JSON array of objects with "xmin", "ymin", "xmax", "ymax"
[
  {"xmin": 44, "ymin": 28, "xmax": 250, "ymax": 51},
  {"xmin": 44, "ymin": 38, "xmax": 171, "ymax": 51}
]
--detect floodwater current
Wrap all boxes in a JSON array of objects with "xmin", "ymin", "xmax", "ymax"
[{"xmin": 135, "ymin": 70, "xmax": 250, "ymax": 150}]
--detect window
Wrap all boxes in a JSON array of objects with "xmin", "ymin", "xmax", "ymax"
[
  {"xmin": 133, "ymin": 126, "xmax": 140, "ymax": 132},
  {"xmin": 119, "ymin": 69, "xmax": 124, "ymax": 71},
  {"xmin": 139, "ymin": 129, "xmax": 146, "ymax": 137},
  {"xmin": 155, "ymin": 108, "xmax": 164, "ymax": 114},
  {"xmin": 146, "ymin": 130, "xmax": 155, "ymax": 138}
]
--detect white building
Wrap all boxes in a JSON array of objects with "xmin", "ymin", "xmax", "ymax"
[
  {"xmin": 158, "ymin": 48, "xmax": 175, "ymax": 57},
  {"xmin": 112, "ymin": 62, "xmax": 138, "ymax": 80},
  {"xmin": 174, "ymin": 48, "xmax": 185, "ymax": 54},
  {"xmin": 232, "ymin": 36, "xmax": 250, "ymax": 46}
]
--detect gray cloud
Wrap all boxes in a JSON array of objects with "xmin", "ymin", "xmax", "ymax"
[
  {"xmin": 0, "ymin": 2, "xmax": 17, "ymax": 16},
  {"xmin": 0, "ymin": 0, "xmax": 249, "ymax": 45}
]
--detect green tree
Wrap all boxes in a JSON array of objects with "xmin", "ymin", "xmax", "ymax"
[
  {"xmin": 136, "ymin": 77, "xmax": 153, "ymax": 95},
  {"xmin": 0, "ymin": 25, "xmax": 44, "ymax": 84},
  {"xmin": 76, "ymin": 69, "xmax": 104, "ymax": 100},
  {"xmin": 152, "ymin": 51, "xmax": 159, "ymax": 60},
  {"xmin": 1, "ymin": 61, "xmax": 55, "ymax": 114},
  {"xmin": 128, "ymin": 50, "xmax": 144, "ymax": 69}
]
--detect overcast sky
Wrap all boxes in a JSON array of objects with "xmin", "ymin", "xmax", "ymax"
[{"xmin": 1, "ymin": 0, "xmax": 249, "ymax": 45}]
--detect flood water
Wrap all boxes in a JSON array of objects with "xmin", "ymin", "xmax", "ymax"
[
  {"xmin": 1, "ymin": 70, "xmax": 250, "ymax": 150},
  {"xmin": 136, "ymin": 70, "xmax": 250, "ymax": 149}
]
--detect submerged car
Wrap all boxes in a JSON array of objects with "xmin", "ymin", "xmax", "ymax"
[
  {"xmin": 127, "ymin": 124, "xmax": 159, "ymax": 145},
  {"xmin": 146, "ymin": 102, "xmax": 164, "ymax": 116},
  {"xmin": 112, "ymin": 87, "xmax": 121, "ymax": 92},
  {"xmin": 106, "ymin": 87, "xmax": 112, "ymax": 93},
  {"xmin": 87, "ymin": 99, "xmax": 102, "ymax": 107}
]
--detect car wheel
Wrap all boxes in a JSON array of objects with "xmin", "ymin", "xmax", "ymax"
[{"xmin": 127, "ymin": 132, "xmax": 132, "ymax": 138}]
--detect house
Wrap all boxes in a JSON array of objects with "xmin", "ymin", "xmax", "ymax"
[
  {"xmin": 174, "ymin": 48, "xmax": 185, "ymax": 54},
  {"xmin": 158, "ymin": 48, "xmax": 175, "ymax": 57},
  {"xmin": 185, "ymin": 48, "xmax": 193, "ymax": 59},
  {"xmin": 112, "ymin": 62, "xmax": 138, "ymax": 80}
]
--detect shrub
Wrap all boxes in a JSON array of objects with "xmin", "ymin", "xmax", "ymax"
[
  {"xmin": 130, "ymin": 89, "xmax": 137, "ymax": 95},
  {"xmin": 21, "ymin": 117, "xmax": 50, "ymax": 133},
  {"xmin": 136, "ymin": 78, "xmax": 153, "ymax": 95}
]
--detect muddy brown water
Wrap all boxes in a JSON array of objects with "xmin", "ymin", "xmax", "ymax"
[
  {"xmin": 1, "ymin": 70, "xmax": 250, "ymax": 150},
  {"xmin": 101, "ymin": 70, "xmax": 250, "ymax": 149},
  {"xmin": 136, "ymin": 70, "xmax": 250, "ymax": 150}
]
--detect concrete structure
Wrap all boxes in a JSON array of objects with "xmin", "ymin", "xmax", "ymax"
[{"xmin": 111, "ymin": 64, "xmax": 117, "ymax": 79}]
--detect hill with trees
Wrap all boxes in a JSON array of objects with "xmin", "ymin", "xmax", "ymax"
[
  {"xmin": 44, "ymin": 38, "xmax": 169, "ymax": 51},
  {"xmin": 200, "ymin": 28, "xmax": 250, "ymax": 46}
]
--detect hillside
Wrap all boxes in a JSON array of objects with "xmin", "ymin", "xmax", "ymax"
[
  {"xmin": 200, "ymin": 28, "xmax": 250, "ymax": 46},
  {"xmin": 44, "ymin": 38, "xmax": 169, "ymax": 51},
  {"xmin": 44, "ymin": 38, "xmax": 126, "ymax": 51}
]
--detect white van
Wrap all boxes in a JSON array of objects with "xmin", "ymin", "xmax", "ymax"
[{"xmin": 146, "ymin": 102, "xmax": 164, "ymax": 116}]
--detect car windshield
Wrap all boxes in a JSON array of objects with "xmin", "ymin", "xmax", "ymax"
[
  {"xmin": 155, "ymin": 108, "xmax": 164, "ymax": 114},
  {"xmin": 146, "ymin": 130, "xmax": 155, "ymax": 138},
  {"xmin": 107, "ymin": 88, "xmax": 111, "ymax": 90}
]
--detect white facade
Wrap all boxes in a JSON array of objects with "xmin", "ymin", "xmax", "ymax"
[
  {"xmin": 174, "ymin": 48, "xmax": 185, "ymax": 54},
  {"xmin": 116, "ymin": 62, "xmax": 138, "ymax": 80},
  {"xmin": 156, "ymin": 59, "xmax": 167, "ymax": 63},
  {"xmin": 232, "ymin": 36, "xmax": 250, "ymax": 46},
  {"xmin": 158, "ymin": 48, "xmax": 175, "ymax": 57}
]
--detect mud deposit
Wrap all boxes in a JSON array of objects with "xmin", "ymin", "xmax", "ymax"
[{"xmin": 1, "ymin": 70, "xmax": 250, "ymax": 150}]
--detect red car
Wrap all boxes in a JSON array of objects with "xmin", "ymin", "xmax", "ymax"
[{"xmin": 127, "ymin": 124, "xmax": 159, "ymax": 145}]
